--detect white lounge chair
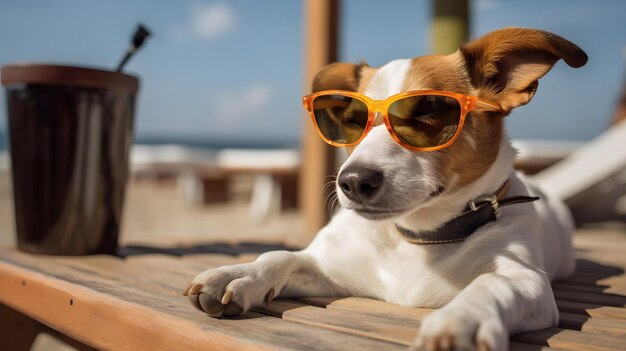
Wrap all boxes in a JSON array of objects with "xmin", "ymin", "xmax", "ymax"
[{"xmin": 533, "ymin": 121, "xmax": 626, "ymax": 224}]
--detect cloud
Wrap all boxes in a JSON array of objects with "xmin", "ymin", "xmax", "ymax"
[
  {"xmin": 214, "ymin": 85, "xmax": 273, "ymax": 125},
  {"xmin": 192, "ymin": 3, "xmax": 236, "ymax": 39}
]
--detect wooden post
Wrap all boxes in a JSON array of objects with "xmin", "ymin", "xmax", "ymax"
[
  {"xmin": 300, "ymin": 0, "xmax": 340, "ymax": 239},
  {"xmin": 431, "ymin": 0, "xmax": 469, "ymax": 54}
]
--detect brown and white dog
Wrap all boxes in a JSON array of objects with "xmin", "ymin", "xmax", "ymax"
[{"xmin": 184, "ymin": 28, "xmax": 587, "ymax": 350}]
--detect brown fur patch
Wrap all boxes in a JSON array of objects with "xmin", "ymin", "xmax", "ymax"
[
  {"xmin": 402, "ymin": 54, "xmax": 471, "ymax": 93},
  {"xmin": 436, "ymin": 110, "xmax": 503, "ymax": 189},
  {"xmin": 401, "ymin": 53, "xmax": 503, "ymax": 188},
  {"xmin": 312, "ymin": 62, "xmax": 371, "ymax": 92},
  {"xmin": 460, "ymin": 27, "xmax": 587, "ymax": 109},
  {"xmin": 357, "ymin": 66, "xmax": 378, "ymax": 94}
]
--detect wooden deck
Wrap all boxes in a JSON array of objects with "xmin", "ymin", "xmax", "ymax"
[{"xmin": 1, "ymin": 226, "xmax": 625, "ymax": 351}]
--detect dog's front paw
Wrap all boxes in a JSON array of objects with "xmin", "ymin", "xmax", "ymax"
[
  {"xmin": 182, "ymin": 263, "xmax": 277, "ymax": 318},
  {"xmin": 410, "ymin": 308, "xmax": 507, "ymax": 351}
]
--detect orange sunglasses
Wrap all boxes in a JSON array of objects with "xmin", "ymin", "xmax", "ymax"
[{"xmin": 302, "ymin": 90, "xmax": 501, "ymax": 151}]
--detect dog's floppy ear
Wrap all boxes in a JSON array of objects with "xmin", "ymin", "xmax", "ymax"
[
  {"xmin": 312, "ymin": 62, "xmax": 366, "ymax": 92},
  {"xmin": 460, "ymin": 27, "xmax": 587, "ymax": 111}
]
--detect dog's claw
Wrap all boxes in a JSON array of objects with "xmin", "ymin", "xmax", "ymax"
[
  {"xmin": 189, "ymin": 284, "xmax": 203, "ymax": 295},
  {"xmin": 221, "ymin": 290, "xmax": 234, "ymax": 305},
  {"xmin": 182, "ymin": 284, "xmax": 192, "ymax": 296}
]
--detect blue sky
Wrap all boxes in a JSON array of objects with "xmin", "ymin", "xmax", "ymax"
[{"xmin": 0, "ymin": 0, "xmax": 625, "ymax": 147}]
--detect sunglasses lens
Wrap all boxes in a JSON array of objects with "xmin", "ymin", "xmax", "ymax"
[
  {"xmin": 311, "ymin": 94, "xmax": 369, "ymax": 145},
  {"xmin": 388, "ymin": 95, "xmax": 461, "ymax": 148}
]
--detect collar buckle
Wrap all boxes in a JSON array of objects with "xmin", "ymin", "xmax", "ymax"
[{"xmin": 468, "ymin": 194, "xmax": 500, "ymax": 217}]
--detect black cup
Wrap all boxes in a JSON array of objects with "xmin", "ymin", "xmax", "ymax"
[{"xmin": 1, "ymin": 64, "xmax": 139, "ymax": 255}]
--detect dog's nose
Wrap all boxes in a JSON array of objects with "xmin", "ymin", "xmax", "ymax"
[{"xmin": 338, "ymin": 166, "xmax": 384, "ymax": 202}]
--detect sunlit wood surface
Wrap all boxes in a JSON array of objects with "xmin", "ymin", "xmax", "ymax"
[{"xmin": 1, "ymin": 226, "xmax": 625, "ymax": 350}]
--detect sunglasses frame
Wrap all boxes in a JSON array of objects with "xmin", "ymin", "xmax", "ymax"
[{"xmin": 302, "ymin": 89, "xmax": 502, "ymax": 151}]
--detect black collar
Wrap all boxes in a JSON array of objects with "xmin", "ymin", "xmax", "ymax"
[{"xmin": 395, "ymin": 180, "xmax": 539, "ymax": 245}]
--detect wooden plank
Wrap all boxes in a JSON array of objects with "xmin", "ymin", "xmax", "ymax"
[
  {"xmin": 31, "ymin": 255, "xmax": 194, "ymax": 299},
  {"xmin": 573, "ymin": 259, "xmax": 625, "ymax": 274},
  {"xmin": 255, "ymin": 300, "xmax": 558, "ymax": 350},
  {"xmin": 574, "ymin": 252, "xmax": 626, "ymax": 267},
  {"xmin": 180, "ymin": 253, "xmax": 258, "ymax": 266},
  {"xmin": 574, "ymin": 227, "xmax": 626, "ymax": 244},
  {"xmin": 559, "ymin": 258, "xmax": 626, "ymax": 297},
  {"xmin": 258, "ymin": 299, "xmax": 419, "ymax": 345},
  {"xmin": 3, "ymin": 235, "xmax": 626, "ymax": 351},
  {"xmin": 324, "ymin": 297, "xmax": 626, "ymax": 338},
  {"xmin": 303, "ymin": 296, "xmax": 626, "ymax": 337},
  {"xmin": 558, "ymin": 311, "xmax": 626, "ymax": 337},
  {"xmin": 553, "ymin": 281, "xmax": 626, "ymax": 296},
  {"xmin": 82, "ymin": 254, "xmax": 246, "ymax": 297},
  {"xmin": 300, "ymin": 296, "xmax": 433, "ymax": 320},
  {"xmin": 509, "ymin": 344, "xmax": 568, "ymax": 351},
  {"xmin": 0, "ymin": 261, "xmax": 263, "ymax": 351},
  {"xmin": 0, "ymin": 250, "xmax": 403, "ymax": 351},
  {"xmin": 293, "ymin": 297, "xmax": 626, "ymax": 351},
  {"xmin": 573, "ymin": 231, "xmax": 626, "ymax": 268},
  {"xmin": 553, "ymin": 289, "xmax": 626, "ymax": 307},
  {"xmin": 5, "ymin": 250, "xmax": 622, "ymax": 351},
  {"xmin": 571, "ymin": 273, "xmax": 626, "ymax": 285},
  {"xmin": 513, "ymin": 328, "xmax": 626, "ymax": 351},
  {"xmin": 49, "ymin": 253, "xmax": 246, "ymax": 294},
  {"xmin": 2, "ymin": 254, "xmax": 188, "ymax": 304},
  {"xmin": 129, "ymin": 254, "xmax": 237, "ymax": 274},
  {"xmin": 555, "ymin": 258, "xmax": 626, "ymax": 297},
  {"xmin": 556, "ymin": 299, "xmax": 626, "ymax": 320}
]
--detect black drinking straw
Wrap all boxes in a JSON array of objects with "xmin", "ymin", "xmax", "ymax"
[{"xmin": 116, "ymin": 24, "xmax": 151, "ymax": 72}]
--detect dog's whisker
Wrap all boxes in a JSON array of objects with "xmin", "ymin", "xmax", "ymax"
[
  {"xmin": 322, "ymin": 183, "xmax": 335, "ymax": 194},
  {"xmin": 329, "ymin": 191, "xmax": 339, "ymax": 216},
  {"xmin": 323, "ymin": 175, "xmax": 338, "ymax": 181},
  {"xmin": 323, "ymin": 188, "xmax": 338, "ymax": 213},
  {"xmin": 324, "ymin": 193, "xmax": 333, "ymax": 211},
  {"xmin": 322, "ymin": 180, "xmax": 336, "ymax": 193}
]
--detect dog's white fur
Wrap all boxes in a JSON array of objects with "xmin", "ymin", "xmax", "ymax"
[{"xmin": 188, "ymin": 46, "xmax": 577, "ymax": 351}]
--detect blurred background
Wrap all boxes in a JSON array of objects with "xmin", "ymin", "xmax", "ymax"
[{"xmin": 1, "ymin": 0, "xmax": 625, "ymax": 250}]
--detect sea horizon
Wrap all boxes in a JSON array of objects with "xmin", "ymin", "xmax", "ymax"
[{"xmin": 0, "ymin": 131, "xmax": 300, "ymax": 152}]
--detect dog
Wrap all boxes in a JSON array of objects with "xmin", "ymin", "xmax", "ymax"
[{"xmin": 183, "ymin": 28, "xmax": 587, "ymax": 351}]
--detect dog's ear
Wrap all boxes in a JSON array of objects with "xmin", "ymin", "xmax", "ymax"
[
  {"xmin": 460, "ymin": 27, "xmax": 587, "ymax": 111},
  {"xmin": 312, "ymin": 62, "xmax": 367, "ymax": 92}
]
